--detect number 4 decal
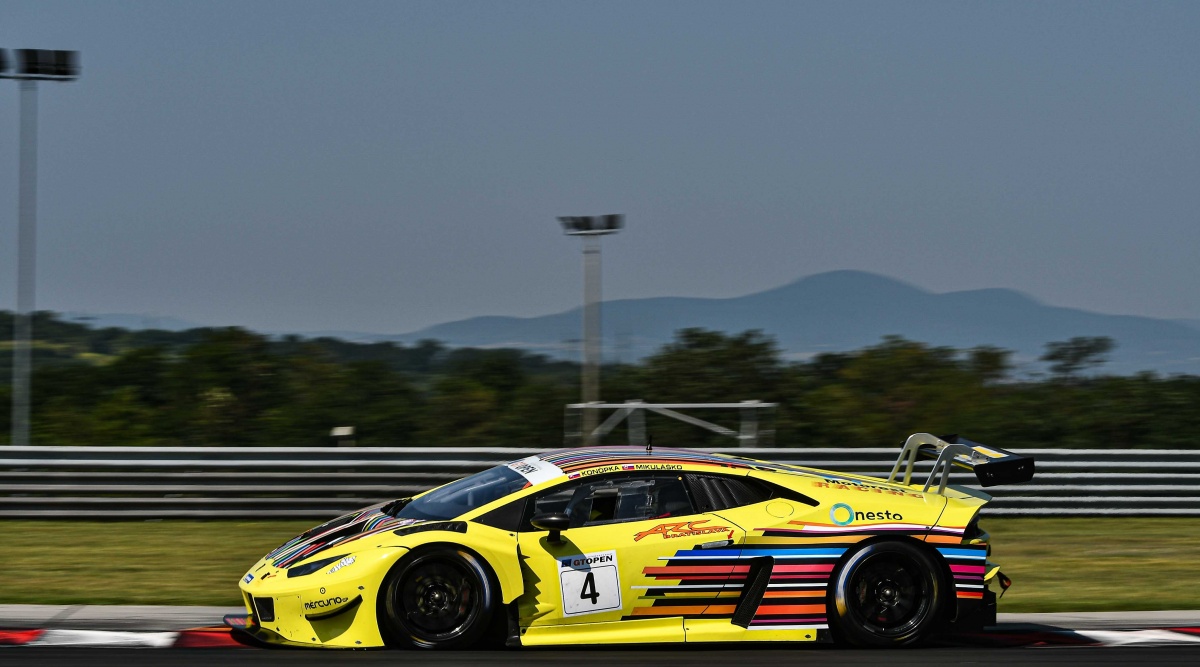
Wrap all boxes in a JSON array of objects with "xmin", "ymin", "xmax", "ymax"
[
  {"xmin": 580, "ymin": 571, "xmax": 600, "ymax": 605},
  {"xmin": 557, "ymin": 550, "xmax": 621, "ymax": 616}
]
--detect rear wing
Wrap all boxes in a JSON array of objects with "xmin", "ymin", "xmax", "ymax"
[{"xmin": 887, "ymin": 433, "xmax": 1035, "ymax": 494}]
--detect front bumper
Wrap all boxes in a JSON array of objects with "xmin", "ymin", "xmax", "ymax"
[
  {"xmin": 226, "ymin": 613, "xmax": 359, "ymax": 649},
  {"xmin": 237, "ymin": 548, "xmax": 407, "ymax": 648}
]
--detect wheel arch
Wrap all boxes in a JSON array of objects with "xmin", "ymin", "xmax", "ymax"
[
  {"xmin": 831, "ymin": 533, "xmax": 945, "ymax": 573},
  {"xmin": 901, "ymin": 535, "xmax": 957, "ymax": 622},
  {"xmin": 383, "ymin": 529, "xmax": 524, "ymax": 605},
  {"xmin": 833, "ymin": 534, "xmax": 957, "ymax": 623},
  {"xmin": 826, "ymin": 534, "xmax": 952, "ymax": 647},
  {"xmin": 380, "ymin": 540, "xmax": 506, "ymax": 600},
  {"xmin": 375, "ymin": 541, "xmax": 505, "ymax": 649}
]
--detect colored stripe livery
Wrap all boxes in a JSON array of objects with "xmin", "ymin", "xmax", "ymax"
[{"xmin": 938, "ymin": 545, "xmax": 989, "ymax": 600}]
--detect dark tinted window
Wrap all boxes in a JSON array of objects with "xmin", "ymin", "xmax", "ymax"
[
  {"xmin": 394, "ymin": 465, "xmax": 529, "ymax": 521},
  {"xmin": 684, "ymin": 474, "xmax": 818, "ymax": 512},
  {"xmin": 522, "ymin": 473, "xmax": 695, "ymax": 530},
  {"xmin": 473, "ymin": 496, "xmax": 527, "ymax": 532}
]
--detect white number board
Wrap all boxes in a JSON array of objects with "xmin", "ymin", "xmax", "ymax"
[
  {"xmin": 506, "ymin": 456, "xmax": 562, "ymax": 486},
  {"xmin": 558, "ymin": 550, "xmax": 622, "ymax": 617}
]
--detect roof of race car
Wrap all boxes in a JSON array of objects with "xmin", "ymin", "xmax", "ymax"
[
  {"xmin": 268, "ymin": 448, "xmax": 790, "ymax": 568},
  {"xmin": 532, "ymin": 446, "xmax": 805, "ymax": 475}
]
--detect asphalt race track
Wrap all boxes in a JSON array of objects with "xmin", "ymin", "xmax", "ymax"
[
  {"xmin": 5, "ymin": 608, "xmax": 1200, "ymax": 666},
  {"xmin": 5, "ymin": 645, "xmax": 1200, "ymax": 667}
]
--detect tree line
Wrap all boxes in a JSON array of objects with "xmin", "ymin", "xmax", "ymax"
[{"xmin": 0, "ymin": 311, "xmax": 1197, "ymax": 449}]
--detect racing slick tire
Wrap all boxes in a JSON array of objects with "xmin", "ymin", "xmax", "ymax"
[
  {"xmin": 827, "ymin": 540, "xmax": 943, "ymax": 648},
  {"xmin": 379, "ymin": 545, "xmax": 500, "ymax": 649}
]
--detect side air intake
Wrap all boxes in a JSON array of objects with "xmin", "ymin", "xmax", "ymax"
[{"xmin": 731, "ymin": 557, "xmax": 773, "ymax": 628}]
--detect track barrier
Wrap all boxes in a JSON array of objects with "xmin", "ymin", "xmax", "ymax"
[{"xmin": 3, "ymin": 446, "xmax": 1199, "ymax": 519}]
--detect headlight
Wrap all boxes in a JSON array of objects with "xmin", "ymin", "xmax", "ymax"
[
  {"xmin": 287, "ymin": 553, "xmax": 347, "ymax": 579},
  {"xmin": 326, "ymin": 556, "xmax": 356, "ymax": 575}
]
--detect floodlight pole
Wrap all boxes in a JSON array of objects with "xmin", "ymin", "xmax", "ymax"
[
  {"xmin": 2, "ymin": 49, "xmax": 80, "ymax": 446},
  {"xmin": 581, "ymin": 233, "xmax": 601, "ymax": 436},
  {"xmin": 12, "ymin": 80, "xmax": 37, "ymax": 448},
  {"xmin": 558, "ymin": 215, "xmax": 623, "ymax": 446}
]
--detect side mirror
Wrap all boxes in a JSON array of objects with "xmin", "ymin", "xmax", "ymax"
[{"xmin": 530, "ymin": 512, "xmax": 571, "ymax": 544}]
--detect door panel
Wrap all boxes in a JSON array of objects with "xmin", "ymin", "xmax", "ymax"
[
  {"xmin": 515, "ymin": 472, "xmax": 746, "ymax": 638},
  {"xmin": 518, "ymin": 514, "xmax": 746, "ymax": 633}
]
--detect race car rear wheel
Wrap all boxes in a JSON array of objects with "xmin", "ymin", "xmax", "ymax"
[
  {"xmin": 379, "ymin": 546, "xmax": 498, "ymax": 649},
  {"xmin": 828, "ymin": 540, "xmax": 942, "ymax": 647}
]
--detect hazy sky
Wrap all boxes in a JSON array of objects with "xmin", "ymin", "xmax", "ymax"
[{"xmin": 2, "ymin": 1, "xmax": 1198, "ymax": 334}]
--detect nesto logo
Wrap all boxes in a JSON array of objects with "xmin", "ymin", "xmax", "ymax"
[{"xmin": 829, "ymin": 503, "xmax": 904, "ymax": 526}]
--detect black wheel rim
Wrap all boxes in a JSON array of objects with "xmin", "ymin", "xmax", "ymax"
[
  {"xmin": 845, "ymin": 552, "xmax": 931, "ymax": 638},
  {"xmin": 398, "ymin": 558, "xmax": 479, "ymax": 640}
]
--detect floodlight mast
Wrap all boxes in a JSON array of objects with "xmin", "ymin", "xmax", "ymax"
[
  {"xmin": 558, "ymin": 214, "xmax": 623, "ymax": 445},
  {"xmin": 2, "ymin": 49, "xmax": 80, "ymax": 446}
]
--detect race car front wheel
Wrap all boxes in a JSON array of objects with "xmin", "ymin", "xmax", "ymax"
[
  {"xmin": 828, "ymin": 540, "xmax": 942, "ymax": 647},
  {"xmin": 379, "ymin": 546, "xmax": 499, "ymax": 649}
]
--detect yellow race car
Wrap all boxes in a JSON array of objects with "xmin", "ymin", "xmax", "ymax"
[{"xmin": 231, "ymin": 433, "xmax": 1033, "ymax": 649}]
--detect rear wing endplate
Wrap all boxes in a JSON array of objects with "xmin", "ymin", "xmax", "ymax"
[{"xmin": 887, "ymin": 433, "xmax": 1035, "ymax": 494}]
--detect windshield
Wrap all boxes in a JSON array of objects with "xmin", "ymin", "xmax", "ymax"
[{"xmin": 393, "ymin": 464, "xmax": 529, "ymax": 521}]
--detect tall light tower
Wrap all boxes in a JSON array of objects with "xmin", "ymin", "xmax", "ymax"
[
  {"xmin": 1, "ymin": 49, "xmax": 81, "ymax": 446},
  {"xmin": 558, "ymin": 214, "xmax": 623, "ymax": 445}
]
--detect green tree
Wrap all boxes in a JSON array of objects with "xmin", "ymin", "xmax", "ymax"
[
  {"xmin": 1041, "ymin": 336, "xmax": 1115, "ymax": 379},
  {"xmin": 607, "ymin": 329, "xmax": 784, "ymax": 447},
  {"xmin": 420, "ymin": 376, "xmax": 501, "ymax": 446},
  {"xmin": 168, "ymin": 328, "xmax": 285, "ymax": 446}
]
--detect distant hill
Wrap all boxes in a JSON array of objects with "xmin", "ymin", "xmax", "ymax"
[
  {"xmin": 53, "ymin": 271, "xmax": 1200, "ymax": 375},
  {"xmin": 390, "ymin": 270, "xmax": 1200, "ymax": 376},
  {"xmin": 1174, "ymin": 318, "xmax": 1200, "ymax": 334},
  {"xmin": 59, "ymin": 312, "xmax": 203, "ymax": 332}
]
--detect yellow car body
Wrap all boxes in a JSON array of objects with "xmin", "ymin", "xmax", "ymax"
[{"xmin": 234, "ymin": 436, "xmax": 1030, "ymax": 649}]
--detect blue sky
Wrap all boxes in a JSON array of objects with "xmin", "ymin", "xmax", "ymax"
[{"xmin": 1, "ymin": 1, "xmax": 1198, "ymax": 334}]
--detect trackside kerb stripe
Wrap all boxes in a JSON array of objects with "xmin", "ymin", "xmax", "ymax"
[
  {"xmin": 0, "ymin": 628, "xmax": 248, "ymax": 649},
  {"xmin": 171, "ymin": 628, "xmax": 247, "ymax": 648},
  {"xmin": 0, "ymin": 629, "xmax": 44, "ymax": 645},
  {"xmin": 27, "ymin": 629, "xmax": 179, "ymax": 648}
]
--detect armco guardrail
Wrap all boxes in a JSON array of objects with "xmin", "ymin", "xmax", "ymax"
[{"xmin": 3, "ymin": 446, "xmax": 1199, "ymax": 519}]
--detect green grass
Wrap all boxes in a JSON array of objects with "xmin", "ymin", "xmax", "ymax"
[
  {"xmin": 984, "ymin": 517, "xmax": 1200, "ymax": 612},
  {"xmin": 0, "ymin": 521, "xmax": 312, "ymax": 606},
  {"xmin": 0, "ymin": 518, "xmax": 1197, "ymax": 611}
]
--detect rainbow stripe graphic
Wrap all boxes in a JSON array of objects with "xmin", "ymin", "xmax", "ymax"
[
  {"xmin": 267, "ymin": 504, "xmax": 420, "ymax": 568},
  {"xmin": 936, "ymin": 545, "xmax": 989, "ymax": 600},
  {"xmin": 625, "ymin": 519, "xmax": 992, "ymax": 629},
  {"xmin": 624, "ymin": 542, "xmax": 848, "ymax": 630}
]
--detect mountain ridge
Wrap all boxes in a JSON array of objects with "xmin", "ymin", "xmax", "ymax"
[
  {"xmin": 389, "ymin": 270, "xmax": 1200, "ymax": 375},
  {"xmin": 53, "ymin": 271, "xmax": 1200, "ymax": 376}
]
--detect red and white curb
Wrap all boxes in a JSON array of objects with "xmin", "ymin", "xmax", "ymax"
[
  {"xmin": 0, "ymin": 627, "xmax": 244, "ymax": 648},
  {"xmin": 958, "ymin": 626, "xmax": 1200, "ymax": 648},
  {"xmin": 1072, "ymin": 628, "xmax": 1200, "ymax": 647}
]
